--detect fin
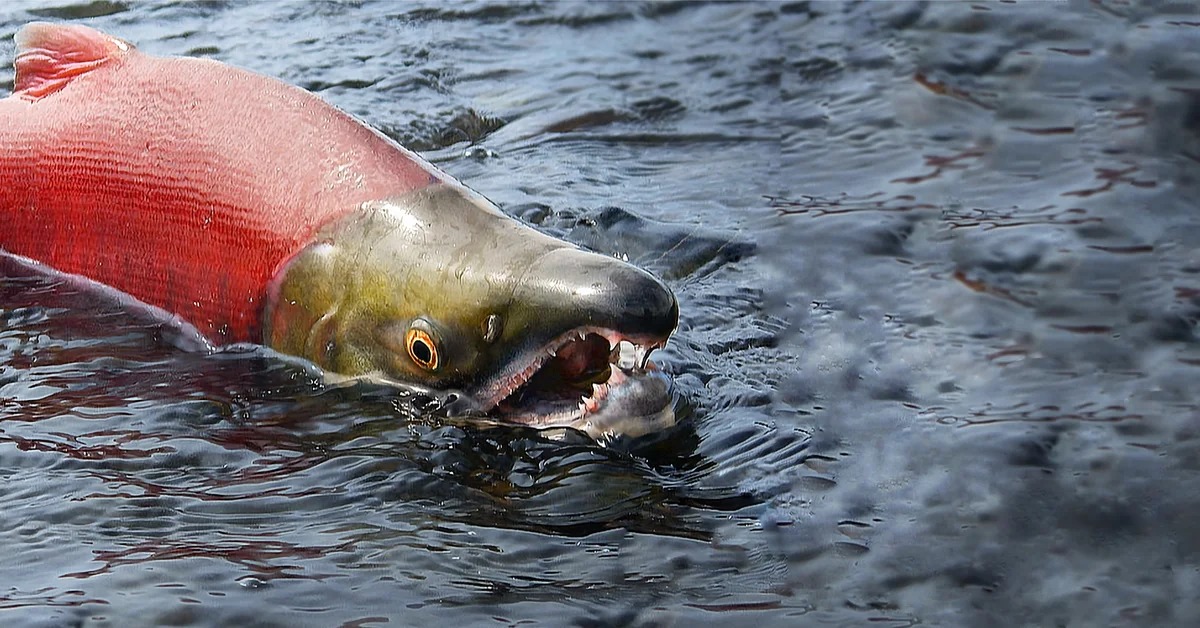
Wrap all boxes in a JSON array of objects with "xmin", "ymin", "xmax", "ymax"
[{"xmin": 13, "ymin": 22, "xmax": 132, "ymax": 101}]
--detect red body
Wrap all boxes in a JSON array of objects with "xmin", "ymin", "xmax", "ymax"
[{"xmin": 0, "ymin": 24, "xmax": 437, "ymax": 343}]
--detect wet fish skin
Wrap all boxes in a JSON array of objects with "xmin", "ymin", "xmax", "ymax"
[
  {"xmin": 1, "ymin": 22, "xmax": 436, "ymax": 343},
  {"xmin": 0, "ymin": 23, "xmax": 680, "ymax": 434}
]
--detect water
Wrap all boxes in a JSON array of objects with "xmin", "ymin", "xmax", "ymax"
[{"xmin": 2, "ymin": 1, "xmax": 1199, "ymax": 626}]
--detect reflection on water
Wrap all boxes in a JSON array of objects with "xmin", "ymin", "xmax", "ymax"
[{"xmin": 3, "ymin": 0, "xmax": 1200, "ymax": 625}]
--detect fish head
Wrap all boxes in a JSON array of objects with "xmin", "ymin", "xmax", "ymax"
[{"xmin": 265, "ymin": 183, "xmax": 680, "ymax": 440}]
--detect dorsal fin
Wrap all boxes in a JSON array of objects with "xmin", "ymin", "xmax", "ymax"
[{"xmin": 13, "ymin": 22, "xmax": 132, "ymax": 101}]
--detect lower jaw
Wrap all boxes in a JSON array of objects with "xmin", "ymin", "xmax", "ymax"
[{"xmin": 491, "ymin": 367, "xmax": 677, "ymax": 440}]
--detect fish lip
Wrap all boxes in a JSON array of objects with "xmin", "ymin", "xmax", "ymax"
[{"xmin": 471, "ymin": 325, "xmax": 669, "ymax": 425}]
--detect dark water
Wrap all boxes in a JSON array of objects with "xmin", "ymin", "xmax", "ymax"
[{"xmin": 2, "ymin": 0, "xmax": 1199, "ymax": 626}]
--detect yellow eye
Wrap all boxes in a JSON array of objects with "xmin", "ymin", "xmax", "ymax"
[{"xmin": 405, "ymin": 327, "xmax": 439, "ymax": 371}]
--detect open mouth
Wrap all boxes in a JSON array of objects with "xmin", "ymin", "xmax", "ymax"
[{"xmin": 480, "ymin": 327, "xmax": 668, "ymax": 429}]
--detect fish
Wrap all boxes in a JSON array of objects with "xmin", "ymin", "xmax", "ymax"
[{"xmin": 0, "ymin": 22, "xmax": 680, "ymax": 440}]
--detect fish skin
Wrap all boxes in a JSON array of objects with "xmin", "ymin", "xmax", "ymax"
[
  {"xmin": 0, "ymin": 23, "xmax": 683, "ymax": 437},
  {"xmin": 0, "ymin": 22, "xmax": 439, "ymax": 344}
]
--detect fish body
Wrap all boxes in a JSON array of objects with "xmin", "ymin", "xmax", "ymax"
[
  {"xmin": 0, "ymin": 23, "xmax": 679, "ymax": 439},
  {"xmin": 1, "ymin": 23, "xmax": 435, "ymax": 342}
]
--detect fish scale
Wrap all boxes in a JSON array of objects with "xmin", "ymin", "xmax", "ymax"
[
  {"xmin": 0, "ymin": 21, "xmax": 680, "ymax": 437},
  {"xmin": 0, "ymin": 23, "xmax": 435, "ymax": 343}
]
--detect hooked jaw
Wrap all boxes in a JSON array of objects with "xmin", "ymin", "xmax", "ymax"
[{"xmin": 471, "ymin": 248, "xmax": 680, "ymax": 432}]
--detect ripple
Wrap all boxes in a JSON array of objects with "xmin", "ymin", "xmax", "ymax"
[{"xmin": 26, "ymin": 0, "xmax": 128, "ymax": 19}]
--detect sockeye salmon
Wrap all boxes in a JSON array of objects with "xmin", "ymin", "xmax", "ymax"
[{"xmin": 0, "ymin": 23, "xmax": 680, "ymax": 440}]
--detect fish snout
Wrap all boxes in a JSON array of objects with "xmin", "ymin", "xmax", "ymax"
[{"xmin": 513, "ymin": 248, "xmax": 678, "ymax": 343}]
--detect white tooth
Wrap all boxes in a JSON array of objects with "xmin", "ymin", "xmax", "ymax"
[
  {"xmin": 616, "ymin": 341, "xmax": 636, "ymax": 370},
  {"xmin": 636, "ymin": 346, "xmax": 649, "ymax": 370},
  {"xmin": 592, "ymin": 383, "xmax": 602, "ymax": 397}
]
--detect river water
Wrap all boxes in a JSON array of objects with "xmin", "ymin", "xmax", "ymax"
[{"xmin": 2, "ymin": 1, "xmax": 1199, "ymax": 626}]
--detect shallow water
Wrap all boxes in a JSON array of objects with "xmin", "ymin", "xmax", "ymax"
[{"xmin": 2, "ymin": 0, "xmax": 1200, "ymax": 626}]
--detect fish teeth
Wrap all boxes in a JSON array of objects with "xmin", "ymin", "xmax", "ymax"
[
  {"xmin": 635, "ymin": 345, "xmax": 649, "ymax": 370},
  {"xmin": 616, "ymin": 340, "xmax": 637, "ymax": 371},
  {"xmin": 581, "ymin": 393, "xmax": 601, "ymax": 414}
]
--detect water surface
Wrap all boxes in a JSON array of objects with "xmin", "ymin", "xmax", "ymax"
[{"xmin": 2, "ymin": 1, "xmax": 1199, "ymax": 626}]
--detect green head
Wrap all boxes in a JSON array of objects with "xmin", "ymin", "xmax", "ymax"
[{"xmin": 264, "ymin": 183, "xmax": 679, "ymax": 438}]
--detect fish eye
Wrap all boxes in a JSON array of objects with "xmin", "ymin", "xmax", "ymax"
[{"xmin": 405, "ymin": 327, "xmax": 439, "ymax": 371}]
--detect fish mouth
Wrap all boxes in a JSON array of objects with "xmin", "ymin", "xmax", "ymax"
[{"xmin": 475, "ymin": 327, "xmax": 672, "ymax": 434}]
